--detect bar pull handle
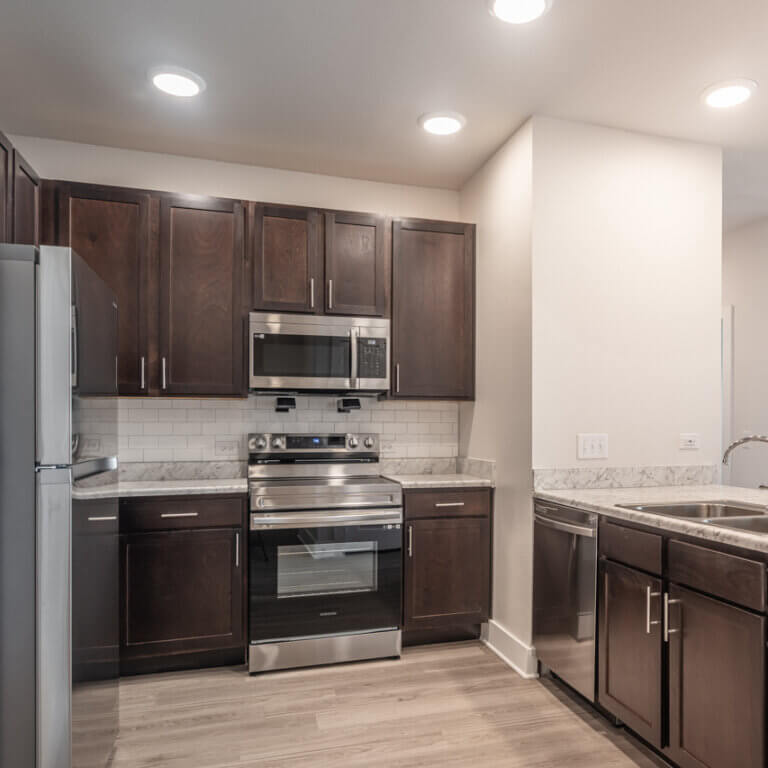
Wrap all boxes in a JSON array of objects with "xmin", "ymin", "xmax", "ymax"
[
  {"xmin": 407, "ymin": 525, "xmax": 413, "ymax": 557},
  {"xmin": 664, "ymin": 593, "xmax": 683, "ymax": 642},
  {"xmin": 396, "ymin": 363, "xmax": 401, "ymax": 393},
  {"xmin": 235, "ymin": 531, "xmax": 240, "ymax": 568},
  {"xmin": 71, "ymin": 305, "xmax": 79, "ymax": 388},
  {"xmin": 310, "ymin": 278, "xmax": 315, "ymax": 309},
  {"xmin": 646, "ymin": 586, "xmax": 661, "ymax": 634},
  {"xmin": 162, "ymin": 357, "xmax": 167, "ymax": 391},
  {"xmin": 328, "ymin": 279, "xmax": 334, "ymax": 309},
  {"xmin": 140, "ymin": 356, "xmax": 146, "ymax": 390},
  {"xmin": 160, "ymin": 512, "xmax": 199, "ymax": 519},
  {"xmin": 87, "ymin": 516, "xmax": 117, "ymax": 522},
  {"xmin": 435, "ymin": 502, "xmax": 465, "ymax": 508}
]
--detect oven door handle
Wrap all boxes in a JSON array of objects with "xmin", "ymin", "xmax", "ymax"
[{"xmin": 250, "ymin": 508, "xmax": 403, "ymax": 530}]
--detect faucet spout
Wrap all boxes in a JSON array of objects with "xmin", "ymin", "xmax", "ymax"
[{"xmin": 722, "ymin": 435, "xmax": 768, "ymax": 465}]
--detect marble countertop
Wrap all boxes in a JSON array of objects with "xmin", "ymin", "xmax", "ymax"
[
  {"xmin": 73, "ymin": 478, "xmax": 248, "ymax": 500},
  {"xmin": 383, "ymin": 473, "xmax": 493, "ymax": 489},
  {"xmin": 535, "ymin": 484, "xmax": 768, "ymax": 554}
]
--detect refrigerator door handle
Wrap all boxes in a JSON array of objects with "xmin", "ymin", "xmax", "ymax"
[
  {"xmin": 71, "ymin": 305, "xmax": 78, "ymax": 388},
  {"xmin": 71, "ymin": 456, "xmax": 118, "ymax": 481}
]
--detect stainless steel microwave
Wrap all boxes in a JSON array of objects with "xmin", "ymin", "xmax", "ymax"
[{"xmin": 248, "ymin": 312, "xmax": 390, "ymax": 392}]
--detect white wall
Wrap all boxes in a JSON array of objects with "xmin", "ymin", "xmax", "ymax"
[
  {"xmin": 722, "ymin": 217, "xmax": 768, "ymax": 487},
  {"xmin": 9, "ymin": 135, "xmax": 460, "ymax": 221},
  {"xmin": 531, "ymin": 117, "xmax": 723, "ymax": 470},
  {"xmin": 459, "ymin": 120, "xmax": 534, "ymax": 673}
]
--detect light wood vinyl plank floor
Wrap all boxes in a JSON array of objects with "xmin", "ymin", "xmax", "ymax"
[{"xmin": 113, "ymin": 641, "xmax": 668, "ymax": 768}]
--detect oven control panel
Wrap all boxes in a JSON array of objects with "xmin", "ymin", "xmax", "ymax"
[{"xmin": 248, "ymin": 433, "xmax": 377, "ymax": 453}]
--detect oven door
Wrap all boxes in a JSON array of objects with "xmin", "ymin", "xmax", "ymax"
[
  {"xmin": 249, "ymin": 315, "xmax": 353, "ymax": 391},
  {"xmin": 249, "ymin": 509, "xmax": 402, "ymax": 642}
]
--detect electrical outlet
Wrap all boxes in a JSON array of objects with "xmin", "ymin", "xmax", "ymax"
[
  {"xmin": 679, "ymin": 433, "xmax": 700, "ymax": 450},
  {"xmin": 214, "ymin": 439, "xmax": 239, "ymax": 459},
  {"xmin": 577, "ymin": 433, "xmax": 608, "ymax": 460}
]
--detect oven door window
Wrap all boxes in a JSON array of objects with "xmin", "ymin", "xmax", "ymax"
[
  {"xmin": 252, "ymin": 333, "xmax": 351, "ymax": 379},
  {"xmin": 277, "ymin": 539, "xmax": 377, "ymax": 599},
  {"xmin": 249, "ymin": 524, "xmax": 401, "ymax": 642}
]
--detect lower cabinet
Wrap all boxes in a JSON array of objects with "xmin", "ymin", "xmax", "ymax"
[
  {"xmin": 667, "ymin": 584, "xmax": 765, "ymax": 768},
  {"xmin": 119, "ymin": 495, "xmax": 246, "ymax": 674},
  {"xmin": 598, "ymin": 560, "xmax": 663, "ymax": 748},
  {"xmin": 403, "ymin": 488, "xmax": 491, "ymax": 635},
  {"xmin": 596, "ymin": 518, "xmax": 767, "ymax": 768}
]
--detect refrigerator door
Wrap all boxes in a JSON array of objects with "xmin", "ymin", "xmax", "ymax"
[{"xmin": 36, "ymin": 468, "xmax": 73, "ymax": 768}]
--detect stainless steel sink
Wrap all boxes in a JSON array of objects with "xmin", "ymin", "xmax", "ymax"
[
  {"xmin": 616, "ymin": 501, "xmax": 768, "ymax": 519},
  {"xmin": 707, "ymin": 516, "xmax": 768, "ymax": 533}
]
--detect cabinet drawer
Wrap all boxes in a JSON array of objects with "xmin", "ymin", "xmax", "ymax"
[
  {"xmin": 600, "ymin": 520, "xmax": 662, "ymax": 575},
  {"xmin": 668, "ymin": 539, "xmax": 766, "ymax": 612},
  {"xmin": 405, "ymin": 488, "xmax": 490, "ymax": 519},
  {"xmin": 120, "ymin": 496, "xmax": 244, "ymax": 533}
]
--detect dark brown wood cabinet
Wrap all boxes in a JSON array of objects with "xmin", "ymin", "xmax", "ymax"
[
  {"xmin": 51, "ymin": 183, "xmax": 151, "ymax": 394},
  {"xmin": 159, "ymin": 195, "xmax": 247, "ymax": 395},
  {"xmin": 12, "ymin": 149, "xmax": 40, "ymax": 246},
  {"xmin": 403, "ymin": 488, "xmax": 491, "ymax": 633},
  {"xmin": 325, "ymin": 211, "xmax": 388, "ymax": 316},
  {"xmin": 119, "ymin": 495, "xmax": 246, "ymax": 674},
  {"xmin": 667, "ymin": 584, "xmax": 765, "ymax": 768},
  {"xmin": 0, "ymin": 131, "xmax": 12, "ymax": 242},
  {"xmin": 251, "ymin": 203, "xmax": 322, "ymax": 313},
  {"xmin": 598, "ymin": 560, "xmax": 663, "ymax": 748},
  {"xmin": 392, "ymin": 219, "xmax": 475, "ymax": 399}
]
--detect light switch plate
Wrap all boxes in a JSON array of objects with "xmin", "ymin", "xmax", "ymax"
[
  {"xmin": 578, "ymin": 433, "xmax": 608, "ymax": 460},
  {"xmin": 679, "ymin": 433, "xmax": 700, "ymax": 450}
]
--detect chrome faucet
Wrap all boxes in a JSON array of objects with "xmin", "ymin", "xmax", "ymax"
[{"xmin": 722, "ymin": 435, "xmax": 768, "ymax": 465}]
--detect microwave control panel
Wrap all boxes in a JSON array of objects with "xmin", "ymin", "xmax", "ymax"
[{"xmin": 357, "ymin": 338, "xmax": 388, "ymax": 380}]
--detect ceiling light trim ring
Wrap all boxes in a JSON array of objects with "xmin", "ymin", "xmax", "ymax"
[
  {"xmin": 149, "ymin": 65, "xmax": 207, "ymax": 97},
  {"xmin": 487, "ymin": 0, "xmax": 553, "ymax": 24}
]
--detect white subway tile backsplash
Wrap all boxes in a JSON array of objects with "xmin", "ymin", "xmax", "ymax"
[{"xmin": 82, "ymin": 395, "xmax": 459, "ymax": 465}]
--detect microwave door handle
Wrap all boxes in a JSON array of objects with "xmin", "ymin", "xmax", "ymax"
[{"xmin": 350, "ymin": 327, "xmax": 359, "ymax": 389}]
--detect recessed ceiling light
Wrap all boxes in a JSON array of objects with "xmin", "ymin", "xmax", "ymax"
[
  {"xmin": 488, "ymin": 0, "xmax": 552, "ymax": 24},
  {"xmin": 419, "ymin": 112, "xmax": 467, "ymax": 136},
  {"xmin": 150, "ymin": 66, "xmax": 206, "ymax": 98},
  {"xmin": 702, "ymin": 79, "xmax": 757, "ymax": 109}
]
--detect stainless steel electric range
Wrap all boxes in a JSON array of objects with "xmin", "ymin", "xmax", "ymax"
[{"xmin": 247, "ymin": 432, "xmax": 403, "ymax": 673}]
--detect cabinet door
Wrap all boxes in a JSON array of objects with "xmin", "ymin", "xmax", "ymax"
[
  {"xmin": 121, "ymin": 528, "xmax": 243, "ymax": 660},
  {"xmin": 54, "ymin": 183, "xmax": 151, "ymax": 395},
  {"xmin": 251, "ymin": 204, "xmax": 322, "ymax": 313},
  {"xmin": 0, "ymin": 131, "xmax": 12, "ymax": 242},
  {"xmin": 392, "ymin": 219, "xmax": 475, "ymax": 399},
  {"xmin": 404, "ymin": 516, "xmax": 490, "ymax": 630},
  {"xmin": 159, "ymin": 195, "xmax": 246, "ymax": 395},
  {"xmin": 12, "ymin": 149, "xmax": 40, "ymax": 246},
  {"xmin": 598, "ymin": 560, "xmax": 663, "ymax": 748},
  {"xmin": 667, "ymin": 584, "xmax": 765, "ymax": 768},
  {"xmin": 325, "ymin": 211, "xmax": 388, "ymax": 316}
]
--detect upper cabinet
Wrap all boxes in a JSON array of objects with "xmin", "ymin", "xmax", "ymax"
[
  {"xmin": 324, "ymin": 211, "xmax": 388, "ymax": 316},
  {"xmin": 0, "ymin": 132, "xmax": 12, "ymax": 243},
  {"xmin": 159, "ymin": 195, "xmax": 247, "ymax": 396},
  {"xmin": 51, "ymin": 182, "xmax": 151, "ymax": 395},
  {"xmin": 250, "ymin": 204, "xmax": 390, "ymax": 317},
  {"xmin": 392, "ymin": 219, "xmax": 475, "ymax": 399},
  {"xmin": 12, "ymin": 149, "xmax": 40, "ymax": 246},
  {"xmin": 251, "ymin": 204, "xmax": 322, "ymax": 314}
]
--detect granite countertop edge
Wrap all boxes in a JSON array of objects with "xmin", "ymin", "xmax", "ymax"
[
  {"xmin": 73, "ymin": 479, "xmax": 249, "ymax": 500},
  {"xmin": 383, "ymin": 473, "xmax": 494, "ymax": 489},
  {"xmin": 534, "ymin": 484, "xmax": 768, "ymax": 554}
]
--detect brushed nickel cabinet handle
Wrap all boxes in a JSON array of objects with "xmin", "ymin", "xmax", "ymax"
[
  {"xmin": 160, "ymin": 512, "xmax": 198, "ymax": 519},
  {"xmin": 87, "ymin": 516, "xmax": 117, "ymax": 522},
  {"xmin": 140, "ymin": 356, "xmax": 146, "ymax": 390},
  {"xmin": 664, "ymin": 593, "xmax": 683, "ymax": 642},
  {"xmin": 328, "ymin": 279, "xmax": 334, "ymax": 309},
  {"xmin": 646, "ymin": 586, "xmax": 661, "ymax": 634},
  {"xmin": 435, "ymin": 502, "xmax": 465, "ymax": 508},
  {"xmin": 162, "ymin": 357, "xmax": 167, "ymax": 391},
  {"xmin": 407, "ymin": 525, "xmax": 413, "ymax": 557},
  {"xmin": 235, "ymin": 531, "xmax": 240, "ymax": 568},
  {"xmin": 396, "ymin": 364, "xmax": 401, "ymax": 393},
  {"xmin": 310, "ymin": 278, "xmax": 315, "ymax": 309}
]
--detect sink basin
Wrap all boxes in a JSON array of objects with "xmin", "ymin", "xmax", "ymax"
[
  {"xmin": 707, "ymin": 516, "xmax": 768, "ymax": 533},
  {"xmin": 616, "ymin": 501, "xmax": 768, "ymax": 519}
]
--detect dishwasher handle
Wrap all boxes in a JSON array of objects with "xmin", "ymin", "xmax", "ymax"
[{"xmin": 534, "ymin": 513, "xmax": 596, "ymax": 538}]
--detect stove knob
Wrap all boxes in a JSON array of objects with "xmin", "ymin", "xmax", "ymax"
[
  {"xmin": 348, "ymin": 436, "xmax": 359, "ymax": 449},
  {"xmin": 271, "ymin": 437, "xmax": 283, "ymax": 450},
  {"xmin": 255, "ymin": 436, "xmax": 267, "ymax": 450},
  {"xmin": 364, "ymin": 437, "xmax": 375, "ymax": 449}
]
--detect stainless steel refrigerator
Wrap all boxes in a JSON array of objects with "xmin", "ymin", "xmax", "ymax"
[{"xmin": 0, "ymin": 245, "xmax": 120, "ymax": 768}]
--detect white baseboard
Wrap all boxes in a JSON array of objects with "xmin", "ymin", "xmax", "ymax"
[{"xmin": 481, "ymin": 620, "xmax": 538, "ymax": 679}]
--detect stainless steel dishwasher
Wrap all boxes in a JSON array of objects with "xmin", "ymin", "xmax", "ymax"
[{"xmin": 533, "ymin": 501, "xmax": 598, "ymax": 701}]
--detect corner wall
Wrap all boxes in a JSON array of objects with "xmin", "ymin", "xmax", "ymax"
[{"xmin": 459, "ymin": 120, "xmax": 535, "ymax": 674}]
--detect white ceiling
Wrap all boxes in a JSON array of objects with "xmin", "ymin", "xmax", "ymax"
[{"xmin": 2, "ymin": 0, "xmax": 767, "ymax": 229}]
